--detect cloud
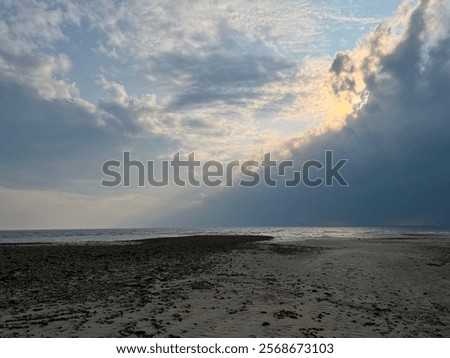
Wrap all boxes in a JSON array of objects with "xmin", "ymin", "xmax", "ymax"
[
  {"xmin": 0, "ymin": 0, "xmax": 296, "ymax": 181},
  {"xmin": 165, "ymin": 0, "xmax": 450, "ymax": 227},
  {"xmin": 81, "ymin": 0, "xmax": 393, "ymax": 137},
  {"xmin": 87, "ymin": 0, "xmax": 389, "ymax": 59},
  {"xmin": 1, "ymin": 0, "xmax": 398, "ymax": 170},
  {"xmin": 162, "ymin": 53, "xmax": 294, "ymax": 110},
  {"xmin": 3, "ymin": 0, "xmax": 428, "ymax": 229},
  {"xmin": 0, "ymin": 0, "xmax": 81, "ymax": 99},
  {"xmin": 0, "ymin": 81, "xmax": 116, "ymax": 189}
]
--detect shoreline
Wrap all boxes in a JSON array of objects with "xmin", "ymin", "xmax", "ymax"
[
  {"xmin": 0, "ymin": 235, "xmax": 449, "ymax": 338},
  {"xmin": 0, "ymin": 234, "xmax": 274, "ymax": 247}
]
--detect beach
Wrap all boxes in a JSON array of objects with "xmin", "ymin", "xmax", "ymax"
[{"xmin": 0, "ymin": 235, "xmax": 449, "ymax": 338}]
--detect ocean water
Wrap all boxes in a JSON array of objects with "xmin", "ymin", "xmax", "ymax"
[{"xmin": 0, "ymin": 227, "xmax": 449, "ymax": 244}]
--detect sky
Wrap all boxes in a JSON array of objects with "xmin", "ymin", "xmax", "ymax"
[{"xmin": 1, "ymin": 0, "xmax": 449, "ymax": 229}]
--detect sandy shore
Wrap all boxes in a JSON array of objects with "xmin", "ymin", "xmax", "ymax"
[{"xmin": 0, "ymin": 235, "xmax": 449, "ymax": 338}]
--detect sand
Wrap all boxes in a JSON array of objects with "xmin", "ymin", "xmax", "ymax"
[{"xmin": 0, "ymin": 234, "xmax": 449, "ymax": 338}]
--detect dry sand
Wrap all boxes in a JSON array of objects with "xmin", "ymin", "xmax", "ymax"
[{"xmin": 0, "ymin": 235, "xmax": 449, "ymax": 338}]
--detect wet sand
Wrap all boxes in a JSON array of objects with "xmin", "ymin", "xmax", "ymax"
[{"xmin": 0, "ymin": 235, "xmax": 449, "ymax": 337}]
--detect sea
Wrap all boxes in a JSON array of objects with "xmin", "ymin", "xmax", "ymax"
[{"xmin": 0, "ymin": 227, "xmax": 449, "ymax": 244}]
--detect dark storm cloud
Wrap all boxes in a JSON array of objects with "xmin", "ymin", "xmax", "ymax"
[{"xmin": 165, "ymin": 0, "xmax": 450, "ymax": 227}]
